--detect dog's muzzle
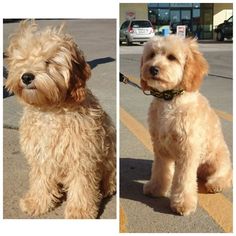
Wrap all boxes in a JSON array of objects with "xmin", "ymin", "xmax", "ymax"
[{"xmin": 21, "ymin": 73, "xmax": 35, "ymax": 85}]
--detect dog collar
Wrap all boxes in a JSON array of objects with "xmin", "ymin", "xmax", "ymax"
[{"xmin": 143, "ymin": 89, "xmax": 184, "ymax": 101}]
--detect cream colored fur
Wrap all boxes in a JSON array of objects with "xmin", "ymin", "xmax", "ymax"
[
  {"xmin": 5, "ymin": 20, "xmax": 116, "ymax": 219},
  {"xmin": 141, "ymin": 35, "xmax": 232, "ymax": 216}
]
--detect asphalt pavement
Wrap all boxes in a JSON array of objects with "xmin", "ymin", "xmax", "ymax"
[
  {"xmin": 3, "ymin": 19, "xmax": 116, "ymax": 219},
  {"xmin": 120, "ymin": 41, "xmax": 233, "ymax": 232}
]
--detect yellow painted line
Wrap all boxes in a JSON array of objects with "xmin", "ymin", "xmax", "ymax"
[
  {"xmin": 120, "ymin": 107, "xmax": 152, "ymax": 152},
  {"xmin": 124, "ymin": 75, "xmax": 233, "ymax": 122},
  {"xmin": 198, "ymin": 193, "xmax": 232, "ymax": 232},
  {"xmin": 120, "ymin": 107, "xmax": 232, "ymax": 233},
  {"xmin": 214, "ymin": 109, "xmax": 233, "ymax": 122},
  {"xmin": 120, "ymin": 207, "xmax": 128, "ymax": 233}
]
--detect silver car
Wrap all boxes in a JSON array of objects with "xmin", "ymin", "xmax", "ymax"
[{"xmin": 120, "ymin": 19, "xmax": 155, "ymax": 45}]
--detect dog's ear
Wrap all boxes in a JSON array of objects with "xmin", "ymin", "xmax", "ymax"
[
  {"xmin": 68, "ymin": 46, "xmax": 91, "ymax": 103},
  {"xmin": 140, "ymin": 56, "xmax": 150, "ymax": 91},
  {"xmin": 181, "ymin": 38, "xmax": 208, "ymax": 92}
]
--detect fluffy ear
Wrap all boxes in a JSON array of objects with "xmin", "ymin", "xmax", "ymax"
[
  {"xmin": 68, "ymin": 47, "xmax": 91, "ymax": 102},
  {"xmin": 181, "ymin": 38, "xmax": 208, "ymax": 92},
  {"xmin": 140, "ymin": 56, "xmax": 150, "ymax": 91}
]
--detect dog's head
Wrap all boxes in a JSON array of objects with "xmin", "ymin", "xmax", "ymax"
[
  {"xmin": 5, "ymin": 20, "xmax": 91, "ymax": 106},
  {"xmin": 140, "ymin": 35, "xmax": 208, "ymax": 92}
]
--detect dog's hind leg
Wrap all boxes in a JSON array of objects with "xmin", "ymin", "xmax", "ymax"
[
  {"xmin": 204, "ymin": 143, "xmax": 232, "ymax": 193},
  {"xmin": 101, "ymin": 163, "xmax": 116, "ymax": 198}
]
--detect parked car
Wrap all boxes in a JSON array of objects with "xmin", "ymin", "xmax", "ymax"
[
  {"xmin": 120, "ymin": 19, "xmax": 155, "ymax": 45},
  {"xmin": 215, "ymin": 16, "xmax": 233, "ymax": 41}
]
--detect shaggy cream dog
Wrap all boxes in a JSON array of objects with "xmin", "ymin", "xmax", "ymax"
[
  {"xmin": 5, "ymin": 20, "xmax": 116, "ymax": 219},
  {"xmin": 141, "ymin": 35, "xmax": 232, "ymax": 216}
]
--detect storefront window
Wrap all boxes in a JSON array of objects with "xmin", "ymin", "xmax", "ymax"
[
  {"xmin": 147, "ymin": 3, "xmax": 214, "ymax": 39},
  {"xmin": 193, "ymin": 9, "xmax": 200, "ymax": 18},
  {"xmin": 149, "ymin": 9, "xmax": 158, "ymax": 25},
  {"xmin": 170, "ymin": 10, "xmax": 180, "ymax": 23},
  {"xmin": 157, "ymin": 9, "xmax": 169, "ymax": 25},
  {"xmin": 181, "ymin": 10, "xmax": 191, "ymax": 20}
]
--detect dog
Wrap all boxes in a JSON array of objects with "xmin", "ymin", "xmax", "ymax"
[
  {"xmin": 5, "ymin": 20, "xmax": 116, "ymax": 219},
  {"xmin": 140, "ymin": 35, "xmax": 232, "ymax": 216}
]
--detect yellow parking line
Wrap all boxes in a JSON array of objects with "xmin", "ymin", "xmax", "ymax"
[
  {"xmin": 214, "ymin": 109, "xmax": 233, "ymax": 122},
  {"xmin": 123, "ymin": 75, "xmax": 233, "ymax": 122},
  {"xmin": 198, "ymin": 193, "xmax": 232, "ymax": 233},
  {"xmin": 120, "ymin": 107, "xmax": 232, "ymax": 233},
  {"xmin": 120, "ymin": 107, "xmax": 152, "ymax": 151},
  {"xmin": 120, "ymin": 207, "xmax": 128, "ymax": 233}
]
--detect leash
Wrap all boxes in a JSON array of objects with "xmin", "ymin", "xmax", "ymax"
[
  {"xmin": 120, "ymin": 72, "xmax": 142, "ymax": 90},
  {"xmin": 120, "ymin": 72, "xmax": 184, "ymax": 101}
]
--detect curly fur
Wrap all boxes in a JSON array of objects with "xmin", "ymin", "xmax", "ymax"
[
  {"xmin": 141, "ymin": 35, "xmax": 232, "ymax": 216},
  {"xmin": 5, "ymin": 20, "xmax": 116, "ymax": 219}
]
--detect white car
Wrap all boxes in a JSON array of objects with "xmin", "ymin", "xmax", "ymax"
[{"xmin": 120, "ymin": 19, "xmax": 155, "ymax": 45}]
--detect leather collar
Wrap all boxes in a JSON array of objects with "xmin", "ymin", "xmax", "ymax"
[{"xmin": 143, "ymin": 89, "xmax": 184, "ymax": 101}]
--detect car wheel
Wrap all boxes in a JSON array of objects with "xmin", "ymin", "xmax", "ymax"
[
  {"xmin": 217, "ymin": 31, "xmax": 224, "ymax": 41},
  {"xmin": 126, "ymin": 37, "xmax": 132, "ymax": 46}
]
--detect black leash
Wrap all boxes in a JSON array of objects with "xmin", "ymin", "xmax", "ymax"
[
  {"xmin": 120, "ymin": 72, "xmax": 184, "ymax": 101},
  {"xmin": 120, "ymin": 72, "xmax": 142, "ymax": 90}
]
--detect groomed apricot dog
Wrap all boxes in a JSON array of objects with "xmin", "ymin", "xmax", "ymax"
[
  {"xmin": 5, "ymin": 20, "xmax": 116, "ymax": 219},
  {"xmin": 141, "ymin": 35, "xmax": 232, "ymax": 216}
]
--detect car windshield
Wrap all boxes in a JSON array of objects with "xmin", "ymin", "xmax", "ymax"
[
  {"xmin": 228, "ymin": 16, "xmax": 233, "ymax": 23},
  {"xmin": 131, "ymin": 21, "xmax": 152, "ymax": 28}
]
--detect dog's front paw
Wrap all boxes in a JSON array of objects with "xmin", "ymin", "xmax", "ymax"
[
  {"xmin": 20, "ymin": 196, "xmax": 50, "ymax": 216},
  {"xmin": 143, "ymin": 181, "xmax": 169, "ymax": 197},
  {"xmin": 65, "ymin": 204, "xmax": 98, "ymax": 219},
  {"xmin": 170, "ymin": 194, "xmax": 197, "ymax": 216}
]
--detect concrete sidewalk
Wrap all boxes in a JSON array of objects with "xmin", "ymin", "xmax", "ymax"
[{"xmin": 3, "ymin": 19, "xmax": 116, "ymax": 219}]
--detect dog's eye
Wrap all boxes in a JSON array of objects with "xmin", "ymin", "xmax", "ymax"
[
  {"xmin": 149, "ymin": 52, "xmax": 155, "ymax": 59},
  {"xmin": 167, "ymin": 54, "xmax": 176, "ymax": 61},
  {"xmin": 45, "ymin": 60, "xmax": 50, "ymax": 65}
]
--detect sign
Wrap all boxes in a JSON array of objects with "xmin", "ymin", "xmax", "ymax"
[
  {"xmin": 176, "ymin": 25, "xmax": 186, "ymax": 38},
  {"xmin": 126, "ymin": 11, "xmax": 136, "ymax": 20}
]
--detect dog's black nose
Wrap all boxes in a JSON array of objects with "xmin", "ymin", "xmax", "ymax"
[
  {"xmin": 149, "ymin": 66, "xmax": 159, "ymax": 76},
  {"xmin": 21, "ymin": 73, "xmax": 35, "ymax": 85}
]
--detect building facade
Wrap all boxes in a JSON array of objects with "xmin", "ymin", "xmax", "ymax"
[{"xmin": 120, "ymin": 3, "xmax": 233, "ymax": 39}]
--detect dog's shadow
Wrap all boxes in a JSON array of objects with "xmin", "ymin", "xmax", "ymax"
[
  {"xmin": 88, "ymin": 57, "xmax": 115, "ymax": 70},
  {"xmin": 3, "ymin": 66, "xmax": 13, "ymax": 99},
  {"xmin": 120, "ymin": 157, "xmax": 211, "ymax": 215},
  {"xmin": 120, "ymin": 158, "xmax": 173, "ymax": 215}
]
